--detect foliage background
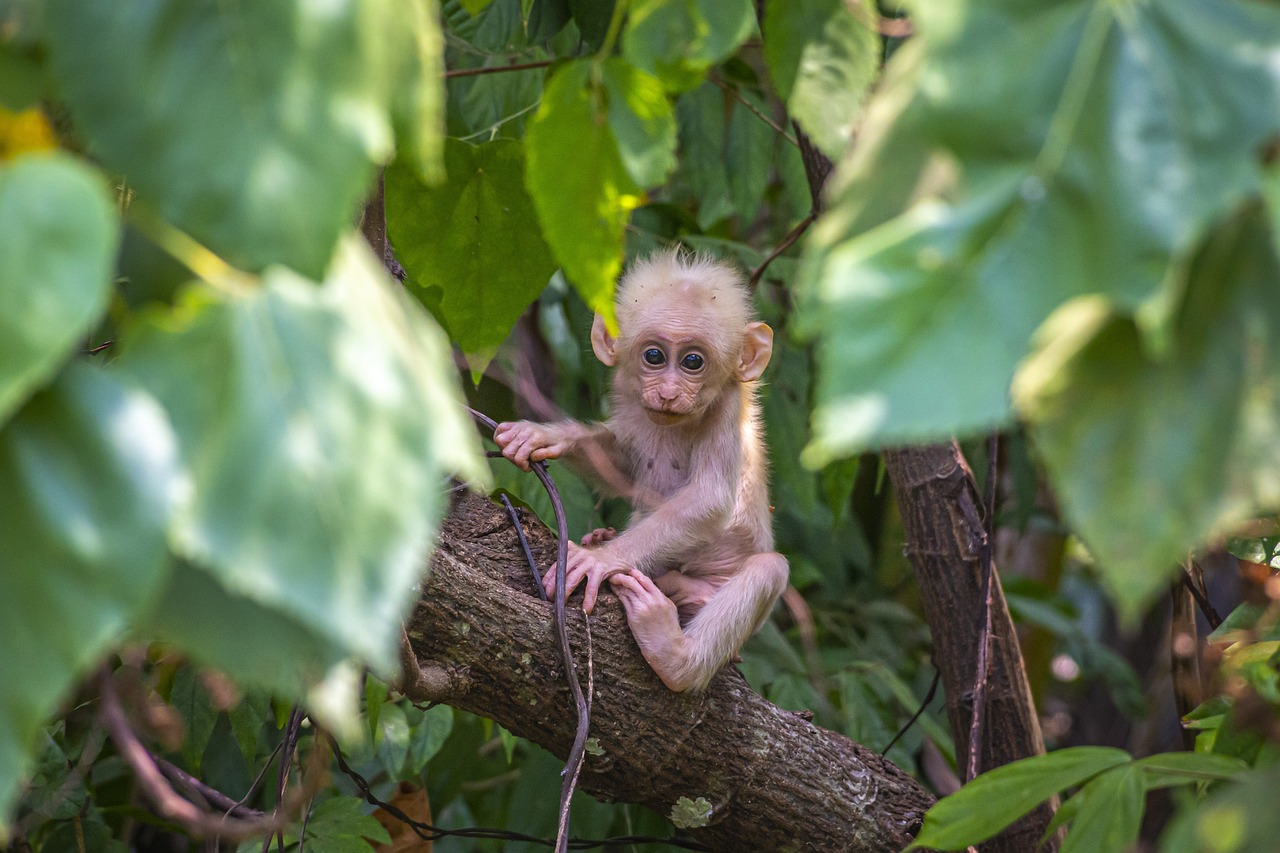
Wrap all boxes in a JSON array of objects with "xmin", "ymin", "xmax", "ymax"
[{"xmin": 2, "ymin": 0, "xmax": 1280, "ymax": 850}]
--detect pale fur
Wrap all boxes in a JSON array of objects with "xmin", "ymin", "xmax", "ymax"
[{"xmin": 494, "ymin": 248, "xmax": 788, "ymax": 692}]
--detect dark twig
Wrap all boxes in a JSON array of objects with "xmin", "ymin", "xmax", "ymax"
[
  {"xmin": 157, "ymin": 759, "xmax": 264, "ymax": 819},
  {"xmin": 500, "ymin": 493, "xmax": 548, "ymax": 600},
  {"xmin": 881, "ymin": 668, "xmax": 941, "ymax": 756},
  {"xmin": 1181, "ymin": 561, "xmax": 1223, "ymax": 629},
  {"xmin": 965, "ymin": 434, "xmax": 1000, "ymax": 783},
  {"xmin": 98, "ymin": 670, "xmax": 283, "ymax": 841},
  {"xmin": 748, "ymin": 212, "xmax": 816, "ymax": 291},
  {"xmin": 325, "ymin": 733, "xmax": 711, "ymax": 851},
  {"xmin": 465, "ymin": 406, "xmax": 592, "ymax": 853},
  {"xmin": 263, "ymin": 706, "xmax": 303, "ymax": 853},
  {"xmin": 445, "ymin": 59, "xmax": 553, "ymax": 79}
]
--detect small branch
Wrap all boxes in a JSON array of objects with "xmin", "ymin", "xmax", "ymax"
[
  {"xmin": 708, "ymin": 75, "xmax": 797, "ymax": 146},
  {"xmin": 748, "ymin": 212, "xmax": 816, "ymax": 291},
  {"xmin": 444, "ymin": 59, "xmax": 554, "ymax": 79},
  {"xmin": 156, "ymin": 759, "xmax": 264, "ymax": 819},
  {"xmin": 99, "ymin": 670, "xmax": 283, "ymax": 842},
  {"xmin": 1181, "ymin": 561, "xmax": 1223, "ymax": 629},
  {"xmin": 965, "ymin": 433, "xmax": 999, "ymax": 783}
]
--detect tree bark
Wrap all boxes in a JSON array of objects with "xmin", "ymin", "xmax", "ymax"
[
  {"xmin": 405, "ymin": 488, "xmax": 933, "ymax": 853},
  {"xmin": 884, "ymin": 445, "xmax": 1054, "ymax": 853}
]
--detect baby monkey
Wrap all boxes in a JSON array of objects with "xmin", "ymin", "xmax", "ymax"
[{"xmin": 495, "ymin": 250, "xmax": 788, "ymax": 692}]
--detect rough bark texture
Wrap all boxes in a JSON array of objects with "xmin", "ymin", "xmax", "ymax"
[
  {"xmin": 406, "ymin": 489, "xmax": 933, "ymax": 853},
  {"xmin": 884, "ymin": 445, "xmax": 1054, "ymax": 853}
]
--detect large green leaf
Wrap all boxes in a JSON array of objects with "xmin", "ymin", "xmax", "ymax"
[
  {"xmin": 0, "ymin": 363, "xmax": 178, "ymax": 821},
  {"xmin": 0, "ymin": 154, "xmax": 116, "ymax": 424},
  {"xmin": 45, "ymin": 0, "xmax": 432, "ymax": 278},
  {"xmin": 526, "ymin": 59, "xmax": 639, "ymax": 323},
  {"xmin": 910, "ymin": 746, "xmax": 1130, "ymax": 850},
  {"xmin": 621, "ymin": 0, "xmax": 755, "ymax": 93},
  {"xmin": 601, "ymin": 60, "xmax": 677, "ymax": 188},
  {"xmin": 1016, "ymin": 208, "xmax": 1280, "ymax": 622},
  {"xmin": 1058, "ymin": 765, "xmax": 1143, "ymax": 853},
  {"xmin": 673, "ymin": 82, "xmax": 734, "ymax": 229},
  {"xmin": 386, "ymin": 138, "xmax": 556, "ymax": 368},
  {"xmin": 117, "ymin": 237, "xmax": 483, "ymax": 671},
  {"xmin": 800, "ymin": 0, "xmax": 1280, "ymax": 462},
  {"xmin": 762, "ymin": 0, "xmax": 879, "ymax": 159}
]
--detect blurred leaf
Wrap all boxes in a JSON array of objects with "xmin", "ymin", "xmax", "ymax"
[
  {"xmin": 526, "ymin": 59, "xmax": 638, "ymax": 325},
  {"xmin": 763, "ymin": 0, "xmax": 879, "ymax": 158},
  {"xmin": 377, "ymin": 703, "xmax": 412, "ymax": 778},
  {"xmin": 1016, "ymin": 209, "xmax": 1280, "ymax": 621},
  {"xmin": 390, "ymin": 0, "xmax": 446, "ymax": 182},
  {"xmin": 45, "ymin": 0, "xmax": 427, "ymax": 277},
  {"xmin": 0, "ymin": 363, "xmax": 178, "ymax": 816},
  {"xmin": 622, "ymin": 0, "xmax": 754, "ymax": 93},
  {"xmin": 801, "ymin": 0, "xmax": 1280, "ymax": 462},
  {"xmin": 227, "ymin": 688, "xmax": 271, "ymax": 766},
  {"xmin": 911, "ymin": 747, "xmax": 1130, "ymax": 850},
  {"xmin": 387, "ymin": 138, "xmax": 556, "ymax": 371},
  {"xmin": 567, "ymin": 0, "xmax": 615, "ymax": 51},
  {"xmin": 459, "ymin": 0, "xmax": 494, "ymax": 15},
  {"xmin": 0, "ymin": 154, "xmax": 116, "ymax": 425},
  {"xmin": 1161, "ymin": 765, "xmax": 1280, "ymax": 853},
  {"xmin": 118, "ymin": 237, "xmax": 483, "ymax": 672}
]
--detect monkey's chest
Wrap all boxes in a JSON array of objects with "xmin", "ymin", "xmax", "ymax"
[{"xmin": 632, "ymin": 451, "xmax": 691, "ymax": 497}]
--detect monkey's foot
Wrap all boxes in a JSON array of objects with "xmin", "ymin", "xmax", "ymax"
[
  {"xmin": 580, "ymin": 527, "xmax": 617, "ymax": 547},
  {"xmin": 610, "ymin": 570, "xmax": 695, "ymax": 692}
]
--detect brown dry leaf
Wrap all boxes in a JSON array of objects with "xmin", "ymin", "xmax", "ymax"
[{"xmin": 372, "ymin": 782, "xmax": 433, "ymax": 852}]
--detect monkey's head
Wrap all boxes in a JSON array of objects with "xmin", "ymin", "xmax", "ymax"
[{"xmin": 591, "ymin": 249, "xmax": 773, "ymax": 426}]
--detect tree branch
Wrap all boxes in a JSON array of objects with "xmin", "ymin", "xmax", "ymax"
[{"xmin": 406, "ymin": 489, "xmax": 932, "ymax": 853}]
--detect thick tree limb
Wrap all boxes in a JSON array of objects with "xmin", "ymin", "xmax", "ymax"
[{"xmin": 406, "ymin": 489, "xmax": 933, "ymax": 853}]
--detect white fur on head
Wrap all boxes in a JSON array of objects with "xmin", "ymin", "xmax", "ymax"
[{"xmin": 614, "ymin": 247, "xmax": 753, "ymax": 364}]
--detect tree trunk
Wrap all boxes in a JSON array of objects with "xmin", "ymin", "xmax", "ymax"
[
  {"xmin": 884, "ymin": 445, "xmax": 1054, "ymax": 853},
  {"xmin": 405, "ymin": 488, "xmax": 933, "ymax": 853}
]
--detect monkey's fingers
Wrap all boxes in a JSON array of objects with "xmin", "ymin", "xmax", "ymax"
[{"xmin": 529, "ymin": 442, "xmax": 568, "ymax": 463}]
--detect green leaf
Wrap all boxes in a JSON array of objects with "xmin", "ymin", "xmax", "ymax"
[
  {"xmin": 227, "ymin": 689, "xmax": 271, "ymax": 766},
  {"xmin": 389, "ymin": 0, "xmax": 447, "ymax": 182},
  {"xmin": 170, "ymin": 667, "xmax": 217, "ymax": 773},
  {"xmin": 800, "ymin": 0, "xmax": 1280, "ymax": 461},
  {"xmin": 1015, "ymin": 208, "xmax": 1280, "ymax": 622},
  {"xmin": 408, "ymin": 704, "xmax": 454, "ymax": 773},
  {"xmin": 304, "ymin": 796, "xmax": 391, "ymax": 848},
  {"xmin": 118, "ymin": 237, "xmax": 484, "ymax": 672},
  {"xmin": 45, "ymin": 0, "xmax": 426, "ymax": 277},
  {"xmin": 1057, "ymin": 765, "xmax": 1143, "ymax": 853},
  {"xmin": 911, "ymin": 746, "xmax": 1131, "ymax": 850},
  {"xmin": 1134, "ymin": 752, "xmax": 1247, "ymax": 790},
  {"xmin": 725, "ymin": 90, "xmax": 774, "ymax": 222},
  {"xmin": 0, "ymin": 154, "xmax": 117, "ymax": 425},
  {"xmin": 0, "ymin": 363, "xmax": 177, "ymax": 818},
  {"xmin": 526, "ymin": 60, "xmax": 640, "ymax": 324},
  {"xmin": 387, "ymin": 137, "xmax": 556, "ymax": 370},
  {"xmin": 622, "ymin": 0, "xmax": 754, "ymax": 93},
  {"xmin": 376, "ymin": 703, "xmax": 411, "ymax": 778},
  {"xmin": 763, "ymin": 0, "xmax": 879, "ymax": 159},
  {"xmin": 459, "ymin": 0, "xmax": 495, "ymax": 15},
  {"xmin": 567, "ymin": 0, "xmax": 616, "ymax": 51},
  {"xmin": 673, "ymin": 82, "xmax": 733, "ymax": 229},
  {"xmin": 601, "ymin": 59, "xmax": 677, "ymax": 188},
  {"xmin": 1160, "ymin": 765, "xmax": 1280, "ymax": 853}
]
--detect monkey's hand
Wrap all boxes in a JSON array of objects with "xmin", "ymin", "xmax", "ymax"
[
  {"xmin": 543, "ymin": 541, "xmax": 632, "ymax": 613},
  {"xmin": 610, "ymin": 570, "xmax": 691, "ymax": 692},
  {"xmin": 494, "ymin": 421, "xmax": 574, "ymax": 472}
]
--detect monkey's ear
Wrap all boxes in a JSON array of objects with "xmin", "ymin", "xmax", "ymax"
[
  {"xmin": 738, "ymin": 322, "xmax": 774, "ymax": 382},
  {"xmin": 590, "ymin": 314, "xmax": 618, "ymax": 366}
]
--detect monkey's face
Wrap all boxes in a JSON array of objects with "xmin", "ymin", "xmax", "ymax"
[{"xmin": 628, "ymin": 335, "xmax": 725, "ymax": 424}]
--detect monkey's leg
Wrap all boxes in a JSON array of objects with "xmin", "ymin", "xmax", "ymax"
[
  {"xmin": 614, "ymin": 555, "xmax": 787, "ymax": 692},
  {"xmin": 676, "ymin": 552, "xmax": 788, "ymax": 691}
]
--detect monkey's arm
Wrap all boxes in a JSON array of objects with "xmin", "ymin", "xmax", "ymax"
[
  {"xmin": 547, "ymin": 458, "xmax": 736, "ymax": 611},
  {"xmin": 493, "ymin": 419, "xmax": 623, "ymax": 485}
]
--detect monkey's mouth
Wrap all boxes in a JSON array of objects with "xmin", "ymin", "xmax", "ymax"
[{"xmin": 645, "ymin": 407, "xmax": 686, "ymax": 425}]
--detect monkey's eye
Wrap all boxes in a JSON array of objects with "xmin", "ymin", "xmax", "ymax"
[
  {"xmin": 681, "ymin": 353, "xmax": 705, "ymax": 371},
  {"xmin": 643, "ymin": 348, "xmax": 665, "ymax": 366}
]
